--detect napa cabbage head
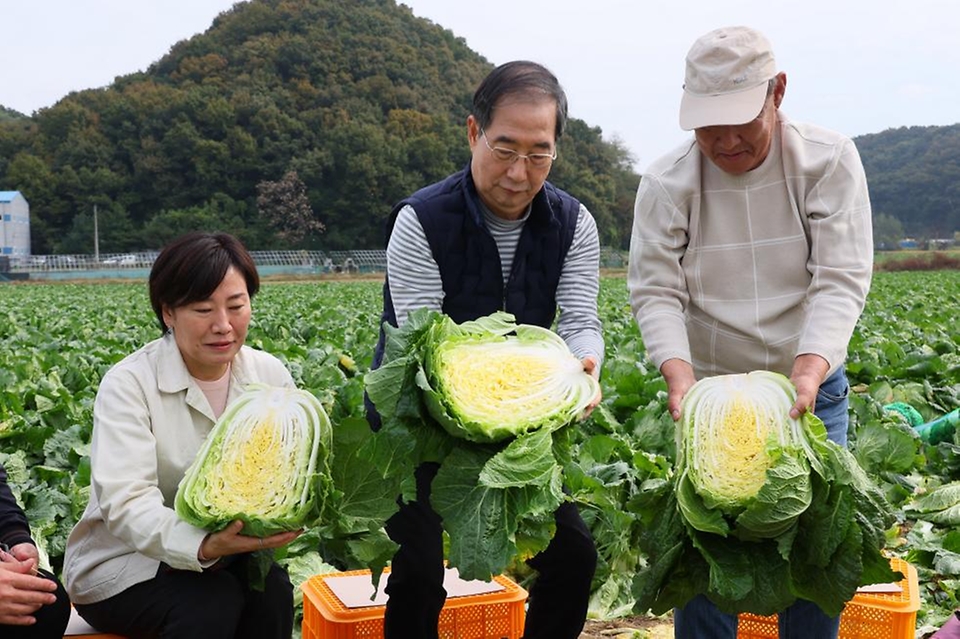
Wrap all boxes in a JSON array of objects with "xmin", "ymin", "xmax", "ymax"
[
  {"xmin": 175, "ymin": 384, "xmax": 334, "ymax": 537},
  {"xmin": 632, "ymin": 370, "xmax": 900, "ymax": 618},
  {"xmin": 676, "ymin": 370, "xmax": 822, "ymax": 540},
  {"xmin": 419, "ymin": 312, "xmax": 599, "ymax": 443}
]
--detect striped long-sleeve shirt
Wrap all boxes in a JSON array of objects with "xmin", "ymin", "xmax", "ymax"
[{"xmin": 387, "ymin": 201, "xmax": 605, "ymax": 365}]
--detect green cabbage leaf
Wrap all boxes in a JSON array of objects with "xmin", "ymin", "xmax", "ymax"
[{"xmin": 905, "ymin": 480, "xmax": 960, "ymax": 525}]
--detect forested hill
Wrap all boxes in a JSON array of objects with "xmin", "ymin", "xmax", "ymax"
[
  {"xmin": 0, "ymin": 106, "xmax": 27, "ymax": 123},
  {"xmin": 0, "ymin": 0, "xmax": 954, "ymax": 255},
  {"xmin": 854, "ymin": 124, "xmax": 960, "ymax": 239},
  {"xmin": 0, "ymin": 0, "xmax": 637, "ymax": 253}
]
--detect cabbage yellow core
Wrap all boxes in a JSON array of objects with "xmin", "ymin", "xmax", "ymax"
[
  {"xmin": 682, "ymin": 372, "xmax": 799, "ymax": 507},
  {"xmin": 691, "ymin": 392, "xmax": 771, "ymax": 503},
  {"xmin": 440, "ymin": 341, "xmax": 582, "ymax": 428},
  {"xmin": 204, "ymin": 414, "xmax": 286, "ymax": 514},
  {"xmin": 193, "ymin": 386, "xmax": 321, "ymax": 519}
]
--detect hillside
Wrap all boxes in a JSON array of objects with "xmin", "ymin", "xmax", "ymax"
[
  {"xmin": 0, "ymin": 0, "xmax": 954, "ymax": 254},
  {"xmin": 854, "ymin": 123, "xmax": 960, "ymax": 239},
  {"xmin": 0, "ymin": 0, "xmax": 637, "ymax": 253},
  {"xmin": 0, "ymin": 106, "xmax": 27, "ymax": 123}
]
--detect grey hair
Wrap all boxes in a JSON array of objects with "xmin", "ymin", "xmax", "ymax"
[{"xmin": 472, "ymin": 61, "xmax": 569, "ymax": 140}]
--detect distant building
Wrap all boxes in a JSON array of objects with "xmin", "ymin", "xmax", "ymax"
[{"xmin": 0, "ymin": 191, "xmax": 30, "ymax": 256}]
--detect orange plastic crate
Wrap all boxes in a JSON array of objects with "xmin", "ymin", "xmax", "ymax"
[
  {"xmin": 737, "ymin": 557, "xmax": 919, "ymax": 639},
  {"xmin": 301, "ymin": 568, "xmax": 527, "ymax": 639}
]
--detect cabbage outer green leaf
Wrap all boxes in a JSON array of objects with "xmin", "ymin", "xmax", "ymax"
[{"xmin": 905, "ymin": 480, "xmax": 960, "ymax": 525}]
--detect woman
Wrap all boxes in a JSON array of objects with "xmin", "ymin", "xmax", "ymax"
[{"xmin": 63, "ymin": 232, "xmax": 300, "ymax": 639}]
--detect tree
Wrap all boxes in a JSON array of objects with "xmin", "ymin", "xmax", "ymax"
[
  {"xmin": 139, "ymin": 203, "xmax": 246, "ymax": 249},
  {"xmin": 0, "ymin": 0, "xmax": 638, "ymax": 251},
  {"xmin": 873, "ymin": 212, "xmax": 904, "ymax": 251},
  {"xmin": 256, "ymin": 170, "xmax": 325, "ymax": 245},
  {"xmin": 59, "ymin": 203, "xmax": 138, "ymax": 254}
]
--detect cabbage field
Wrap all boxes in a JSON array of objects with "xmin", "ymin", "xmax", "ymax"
[{"xmin": 1, "ymin": 271, "xmax": 959, "ymax": 635}]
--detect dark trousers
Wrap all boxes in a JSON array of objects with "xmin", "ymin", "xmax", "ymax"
[
  {"xmin": 75, "ymin": 556, "xmax": 293, "ymax": 639},
  {"xmin": 2, "ymin": 569, "xmax": 71, "ymax": 639},
  {"xmin": 383, "ymin": 463, "xmax": 597, "ymax": 639}
]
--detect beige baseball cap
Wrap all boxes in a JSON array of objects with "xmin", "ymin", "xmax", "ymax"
[{"xmin": 679, "ymin": 26, "xmax": 777, "ymax": 131}]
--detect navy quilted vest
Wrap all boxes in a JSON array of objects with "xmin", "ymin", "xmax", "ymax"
[{"xmin": 366, "ymin": 165, "xmax": 580, "ymax": 428}]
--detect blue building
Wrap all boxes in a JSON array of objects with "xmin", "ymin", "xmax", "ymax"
[{"xmin": 0, "ymin": 191, "xmax": 31, "ymax": 256}]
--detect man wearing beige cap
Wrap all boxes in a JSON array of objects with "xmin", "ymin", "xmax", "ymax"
[{"xmin": 628, "ymin": 25, "xmax": 873, "ymax": 639}]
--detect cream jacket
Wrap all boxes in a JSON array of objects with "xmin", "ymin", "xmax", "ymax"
[
  {"xmin": 63, "ymin": 334, "xmax": 293, "ymax": 604},
  {"xmin": 628, "ymin": 114, "xmax": 873, "ymax": 378}
]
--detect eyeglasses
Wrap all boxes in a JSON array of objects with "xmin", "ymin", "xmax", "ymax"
[{"xmin": 480, "ymin": 129, "xmax": 556, "ymax": 168}]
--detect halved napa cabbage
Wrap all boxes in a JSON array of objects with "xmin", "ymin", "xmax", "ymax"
[
  {"xmin": 631, "ymin": 370, "xmax": 900, "ymax": 618},
  {"xmin": 677, "ymin": 370, "xmax": 817, "ymax": 538},
  {"xmin": 420, "ymin": 313, "xmax": 600, "ymax": 443},
  {"xmin": 175, "ymin": 384, "xmax": 334, "ymax": 537}
]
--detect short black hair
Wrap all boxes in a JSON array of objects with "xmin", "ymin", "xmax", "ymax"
[
  {"xmin": 149, "ymin": 232, "xmax": 259, "ymax": 333},
  {"xmin": 472, "ymin": 60, "xmax": 568, "ymax": 140}
]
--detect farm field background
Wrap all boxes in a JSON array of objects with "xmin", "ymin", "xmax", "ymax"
[{"xmin": 1, "ymin": 271, "xmax": 959, "ymax": 637}]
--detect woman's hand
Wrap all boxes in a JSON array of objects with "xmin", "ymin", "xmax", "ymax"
[
  {"xmin": 197, "ymin": 520, "xmax": 302, "ymax": 562},
  {"xmin": 0, "ymin": 551, "xmax": 56, "ymax": 626},
  {"xmin": 8, "ymin": 542, "xmax": 40, "ymax": 565}
]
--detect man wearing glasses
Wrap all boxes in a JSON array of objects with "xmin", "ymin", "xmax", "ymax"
[{"xmin": 369, "ymin": 60, "xmax": 603, "ymax": 639}]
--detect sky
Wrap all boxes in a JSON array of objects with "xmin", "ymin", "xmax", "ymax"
[{"xmin": 3, "ymin": 0, "xmax": 959, "ymax": 171}]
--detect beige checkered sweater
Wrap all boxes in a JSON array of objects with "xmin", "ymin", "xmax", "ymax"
[{"xmin": 628, "ymin": 114, "xmax": 873, "ymax": 378}]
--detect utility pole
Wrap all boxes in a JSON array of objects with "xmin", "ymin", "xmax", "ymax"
[{"xmin": 93, "ymin": 204, "xmax": 99, "ymax": 263}]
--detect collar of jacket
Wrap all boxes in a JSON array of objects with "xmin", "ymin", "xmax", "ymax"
[{"xmin": 155, "ymin": 333, "xmax": 254, "ymax": 422}]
